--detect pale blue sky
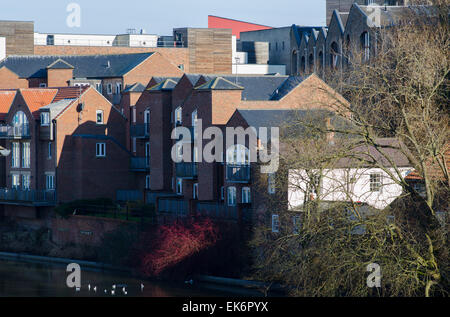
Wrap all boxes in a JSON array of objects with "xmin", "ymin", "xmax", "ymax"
[{"xmin": 1, "ymin": 0, "xmax": 326, "ymax": 35}]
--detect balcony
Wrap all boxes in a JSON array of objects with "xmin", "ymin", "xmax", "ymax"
[
  {"xmin": 176, "ymin": 162, "xmax": 198, "ymax": 179},
  {"xmin": 195, "ymin": 202, "xmax": 238, "ymax": 220},
  {"xmin": 130, "ymin": 124, "xmax": 150, "ymax": 138},
  {"xmin": 226, "ymin": 164, "xmax": 251, "ymax": 183},
  {"xmin": 0, "ymin": 124, "xmax": 31, "ymax": 139},
  {"xmin": 130, "ymin": 157, "xmax": 150, "ymax": 171},
  {"xmin": 158, "ymin": 198, "xmax": 188, "ymax": 218},
  {"xmin": 0, "ymin": 188, "xmax": 56, "ymax": 206}
]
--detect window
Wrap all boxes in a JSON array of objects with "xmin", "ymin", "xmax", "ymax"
[
  {"xmin": 220, "ymin": 186, "xmax": 225, "ymax": 201},
  {"xmin": 96, "ymin": 110, "xmax": 104, "ymax": 124},
  {"xmin": 144, "ymin": 109, "xmax": 150, "ymax": 135},
  {"xmin": 48, "ymin": 142, "xmax": 52, "ymax": 159},
  {"xmin": 46, "ymin": 174, "xmax": 55, "ymax": 190},
  {"xmin": 12, "ymin": 174, "xmax": 20, "ymax": 189},
  {"xmin": 39, "ymin": 83, "xmax": 47, "ymax": 88},
  {"xmin": 227, "ymin": 186, "xmax": 236, "ymax": 206},
  {"xmin": 107, "ymin": 83, "xmax": 113, "ymax": 95},
  {"xmin": 22, "ymin": 143, "xmax": 30, "ymax": 168},
  {"xmin": 282, "ymin": 41, "xmax": 285, "ymax": 50},
  {"xmin": 293, "ymin": 216, "xmax": 301, "ymax": 234},
  {"xmin": 268, "ymin": 173, "xmax": 276, "ymax": 194},
  {"xmin": 41, "ymin": 112, "xmax": 50, "ymax": 126},
  {"xmin": 22, "ymin": 174, "xmax": 31, "ymax": 190},
  {"xmin": 370, "ymin": 173, "xmax": 382, "ymax": 192},
  {"xmin": 272, "ymin": 214, "xmax": 280, "ymax": 233},
  {"xmin": 145, "ymin": 175, "xmax": 151, "ymax": 190},
  {"xmin": 145, "ymin": 142, "xmax": 150, "ymax": 167},
  {"xmin": 96, "ymin": 143, "xmax": 106, "ymax": 157},
  {"xmin": 174, "ymin": 107, "xmax": 182, "ymax": 126},
  {"xmin": 96, "ymin": 83, "xmax": 102, "ymax": 94},
  {"xmin": 360, "ymin": 32, "xmax": 370, "ymax": 62},
  {"xmin": 226, "ymin": 144, "xmax": 250, "ymax": 165},
  {"xmin": 242, "ymin": 187, "xmax": 251, "ymax": 204},
  {"xmin": 178, "ymin": 64, "xmax": 184, "ymax": 71},
  {"xmin": 115, "ymin": 83, "xmax": 122, "ymax": 95},
  {"xmin": 11, "ymin": 142, "xmax": 20, "ymax": 168},
  {"xmin": 132, "ymin": 107, "xmax": 136, "ymax": 123},
  {"xmin": 193, "ymin": 183, "xmax": 199, "ymax": 200},
  {"xmin": 192, "ymin": 110, "xmax": 198, "ymax": 138},
  {"xmin": 176, "ymin": 178, "xmax": 183, "ymax": 195},
  {"xmin": 132, "ymin": 138, "xmax": 137, "ymax": 153}
]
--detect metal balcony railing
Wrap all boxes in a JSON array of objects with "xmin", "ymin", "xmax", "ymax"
[
  {"xmin": 130, "ymin": 157, "xmax": 150, "ymax": 171},
  {"xmin": 158, "ymin": 198, "xmax": 188, "ymax": 217},
  {"xmin": 0, "ymin": 188, "xmax": 56, "ymax": 205},
  {"xmin": 0, "ymin": 124, "xmax": 31, "ymax": 139},
  {"xmin": 226, "ymin": 164, "xmax": 251, "ymax": 183},
  {"xmin": 176, "ymin": 162, "xmax": 198, "ymax": 179},
  {"xmin": 130, "ymin": 124, "xmax": 150, "ymax": 138},
  {"xmin": 195, "ymin": 202, "xmax": 238, "ymax": 220}
]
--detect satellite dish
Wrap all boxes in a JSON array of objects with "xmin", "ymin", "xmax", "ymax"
[{"xmin": 0, "ymin": 149, "xmax": 11, "ymax": 156}]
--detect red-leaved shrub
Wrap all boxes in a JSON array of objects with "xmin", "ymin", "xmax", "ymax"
[{"xmin": 140, "ymin": 218, "xmax": 219, "ymax": 277}]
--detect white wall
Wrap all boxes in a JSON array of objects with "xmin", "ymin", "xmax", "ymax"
[
  {"xmin": 232, "ymin": 64, "xmax": 286, "ymax": 75},
  {"xmin": 288, "ymin": 167, "xmax": 412, "ymax": 210},
  {"xmin": 35, "ymin": 33, "xmax": 116, "ymax": 46},
  {"xmin": 0, "ymin": 37, "xmax": 5, "ymax": 61}
]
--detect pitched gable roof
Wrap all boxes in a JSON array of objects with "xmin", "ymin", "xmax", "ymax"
[
  {"xmin": 148, "ymin": 78, "xmax": 180, "ymax": 91},
  {"xmin": 46, "ymin": 58, "xmax": 75, "ymax": 69},
  {"xmin": 0, "ymin": 53, "xmax": 153, "ymax": 79},
  {"xmin": 19, "ymin": 89, "xmax": 58, "ymax": 117},
  {"xmin": 40, "ymin": 99, "xmax": 77, "ymax": 120},
  {"xmin": 270, "ymin": 76, "xmax": 307, "ymax": 100},
  {"xmin": 195, "ymin": 77, "xmax": 244, "ymax": 91},
  {"xmin": 123, "ymin": 82, "xmax": 146, "ymax": 93},
  {"xmin": 0, "ymin": 90, "xmax": 17, "ymax": 120}
]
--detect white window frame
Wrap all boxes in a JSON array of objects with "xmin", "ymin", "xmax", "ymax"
[
  {"xmin": 11, "ymin": 142, "xmax": 20, "ymax": 168},
  {"xmin": 96, "ymin": 110, "xmax": 104, "ymax": 125},
  {"xmin": 272, "ymin": 214, "xmax": 280, "ymax": 233},
  {"xmin": 242, "ymin": 187, "xmax": 251, "ymax": 204},
  {"xmin": 22, "ymin": 142, "xmax": 31, "ymax": 168},
  {"xmin": 193, "ymin": 183, "xmax": 199, "ymax": 200},
  {"xmin": 96, "ymin": 143, "xmax": 106, "ymax": 157},
  {"xmin": 46, "ymin": 173, "xmax": 55, "ymax": 190},
  {"xmin": 227, "ymin": 186, "xmax": 237, "ymax": 207},
  {"xmin": 370, "ymin": 172, "xmax": 382, "ymax": 192},
  {"xmin": 22, "ymin": 174, "xmax": 31, "ymax": 190},
  {"xmin": 176, "ymin": 178, "xmax": 183, "ymax": 195},
  {"xmin": 40, "ymin": 112, "xmax": 50, "ymax": 126},
  {"xmin": 115, "ymin": 82, "xmax": 122, "ymax": 95},
  {"xmin": 11, "ymin": 173, "xmax": 20, "ymax": 189},
  {"xmin": 174, "ymin": 107, "xmax": 182, "ymax": 126},
  {"xmin": 96, "ymin": 83, "xmax": 102, "ymax": 94},
  {"xmin": 107, "ymin": 83, "xmax": 113, "ymax": 95}
]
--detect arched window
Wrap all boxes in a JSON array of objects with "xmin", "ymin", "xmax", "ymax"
[
  {"xmin": 330, "ymin": 41, "xmax": 340, "ymax": 69},
  {"xmin": 300, "ymin": 56, "xmax": 306, "ymax": 74},
  {"xmin": 12, "ymin": 111, "xmax": 28, "ymax": 126},
  {"xmin": 308, "ymin": 53, "xmax": 314, "ymax": 73},
  {"xmin": 360, "ymin": 31, "xmax": 370, "ymax": 62},
  {"xmin": 226, "ymin": 144, "xmax": 250, "ymax": 166}
]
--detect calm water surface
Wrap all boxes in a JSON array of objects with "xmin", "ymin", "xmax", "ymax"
[{"xmin": 0, "ymin": 259, "xmax": 248, "ymax": 297}]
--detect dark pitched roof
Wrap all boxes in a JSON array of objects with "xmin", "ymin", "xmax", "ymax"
[
  {"xmin": 185, "ymin": 74, "xmax": 204, "ymax": 86},
  {"xmin": 220, "ymin": 75, "xmax": 289, "ymax": 101},
  {"xmin": 0, "ymin": 53, "xmax": 153, "ymax": 79},
  {"xmin": 46, "ymin": 58, "xmax": 74, "ymax": 69},
  {"xmin": 148, "ymin": 78, "xmax": 180, "ymax": 91},
  {"xmin": 123, "ymin": 83, "xmax": 146, "ymax": 93},
  {"xmin": 270, "ymin": 76, "xmax": 307, "ymax": 100},
  {"xmin": 195, "ymin": 77, "xmax": 244, "ymax": 91}
]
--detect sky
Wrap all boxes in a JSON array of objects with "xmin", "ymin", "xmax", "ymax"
[{"xmin": 1, "ymin": 0, "xmax": 326, "ymax": 35}]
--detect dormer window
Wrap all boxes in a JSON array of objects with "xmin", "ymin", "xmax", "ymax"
[{"xmin": 41, "ymin": 112, "xmax": 50, "ymax": 126}]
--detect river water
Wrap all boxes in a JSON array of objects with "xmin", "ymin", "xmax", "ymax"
[{"xmin": 0, "ymin": 259, "xmax": 254, "ymax": 297}]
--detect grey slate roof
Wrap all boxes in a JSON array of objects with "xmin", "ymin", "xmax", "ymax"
[
  {"xmin": 123, "ymin": 83, "xmax": 146, "ymax": 93},
  {"xmin": 40, "ymin": 98, "xmax": 76, "ymax": 120},
  {"xmin": 148, "ymin": 78, "xmax": 180, "ymax": 91},
  {"xmin": 270, "ymin": 76, "xmax": 306, "ymax": 100},
  {"xmin": 195, "ymin": 77, "xmax": 244, "ymax": 91},
  {"xmin": 206, "ymin": 75, "xmax": 289, "ymax": 101},
  {"xmin": 0, "ymin": 53, "xmax": 153, "ymax": 79},
  {"xmin": 47, "ymin": 58, "xmax": 75, "ymax": 69}
]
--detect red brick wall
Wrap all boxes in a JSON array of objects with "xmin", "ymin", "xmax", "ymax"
[
  {"xmin": 51, "ymin": 215, "xmax": 137, "ymax": 247},
  {"xmin": 34, "ymin": 45, "xmax": 190, "ymax": 73},
  {"xmin": 0, "ymin": 67, "xmax": 28, "ymax": 89},
  {"xmin": 47, "ymin": 68, "xmax": 73, "ymax": 87}
]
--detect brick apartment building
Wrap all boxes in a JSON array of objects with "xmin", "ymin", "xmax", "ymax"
[
  {"xmin": 0, "ymin": 86, "xmax": 134, "ymax": 223},
  {"xmin": 124, "ymin": 72, "xmax": 348, "ymax": 222}
]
